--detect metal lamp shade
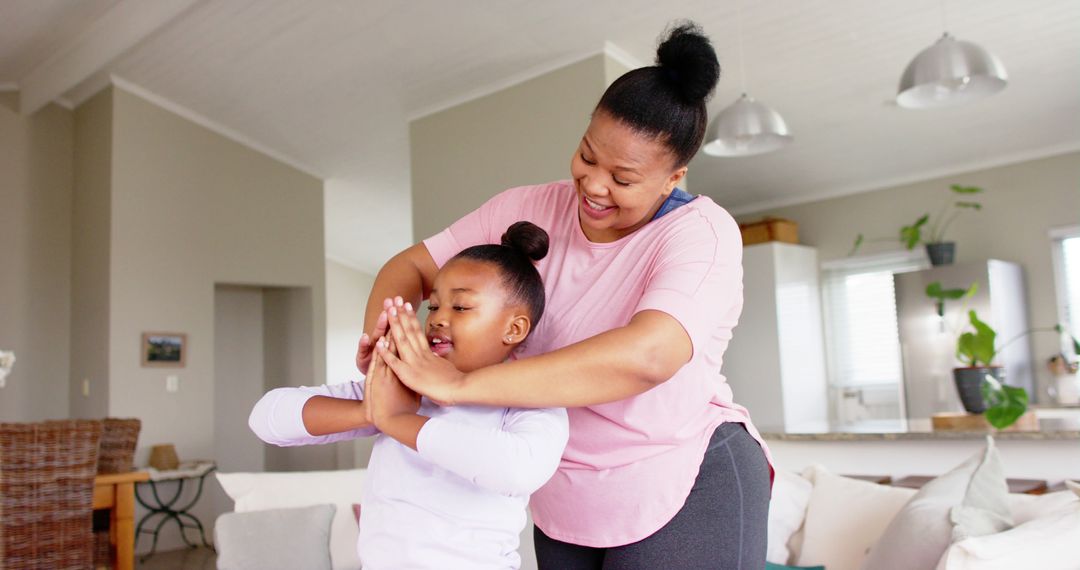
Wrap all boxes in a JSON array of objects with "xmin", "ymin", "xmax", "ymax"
[
  {"xmin": 897, "ymin": 33, "xmax": 1007, "ymax": 109},
  {"xmin": 703, "ymin": 94, "xmax": 793, "ymax": 157}
]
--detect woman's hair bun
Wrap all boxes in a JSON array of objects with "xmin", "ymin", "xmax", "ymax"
[
  {"xmin": 501, "ymin": 221, "xmax": 549, "ymax": 262},
  {"xmin": 655, "ymin": 21, "xmax": 720, "ymax": 105}
]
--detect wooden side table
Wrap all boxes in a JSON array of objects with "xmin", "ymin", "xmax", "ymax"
[{"xmin": 94, "ymin": 471, "xmax": 150, "ymax": 570}]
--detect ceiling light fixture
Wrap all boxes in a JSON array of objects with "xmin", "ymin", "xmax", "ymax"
[
  {"xmin": 703, "ymin": 1, "xmax": 792, "ymax": 157},
  {"xmin": 896, "ymin": 0, "xmax": 1007, "ymax": 109}
]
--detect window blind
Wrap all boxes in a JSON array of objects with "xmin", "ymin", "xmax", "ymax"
[
  {"xmin": 822, "ymin": 250, "xmax": 929, "ymax": 388},
  {"xmin": 1061, "ymin": 236, "xmax": 1080, "ymax": 350}
]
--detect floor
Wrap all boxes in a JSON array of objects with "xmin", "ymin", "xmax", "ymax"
[{"xmin": 135, "ymin": 547, "xmax": 216, "ymax": 570}]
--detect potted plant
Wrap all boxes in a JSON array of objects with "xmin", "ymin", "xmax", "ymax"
[
  {"xmin": 953, "ymin": 310, "xmax": 1080, "ymax": 429},
  {"xmin": 850, "ymin": 184, "xmax": 984, "ymax": 265},
  {"xmin": 953, "ymin": 310, "xmax": 1008, "ymax": 417}
]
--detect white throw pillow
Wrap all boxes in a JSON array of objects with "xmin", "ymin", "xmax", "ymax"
[
  {"xmin": 216, "ymin": 469, "xmax": 365, "ymax": 570},
  {"xmin": 215, "ymin": 504, "xmax": 336, "ymax": 570},
  {"xmin": 795, "ymin": 465, "xmax": 916, "ymax": 570},
  {"xmin": 861, "ymin": 437, "xmax": 1013, "ymax": 570},
  {"xmin": 936, "ymin": 498, "xmax": 1080, "ymax": 570},
  {"xmin": 767, "ymin": 469, "xmax": 813, "ymax": 565},
  {"xmin": 1007, "ymin": 489, "xmax": 1078, "ymax": 525}
]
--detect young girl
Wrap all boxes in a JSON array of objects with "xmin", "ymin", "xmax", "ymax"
[{"xmin": 248, "ymin": 222, "xmax": 568, "ymax": 569}]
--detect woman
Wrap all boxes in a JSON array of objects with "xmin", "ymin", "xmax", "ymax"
[{"xmin": 363, "ymin": 22, "xmax": 772, "ymax": 569}]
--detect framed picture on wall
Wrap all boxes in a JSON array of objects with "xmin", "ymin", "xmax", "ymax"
[{"xmin": 141, "ymin": 332, "xmax": 187, "ymax": 368}]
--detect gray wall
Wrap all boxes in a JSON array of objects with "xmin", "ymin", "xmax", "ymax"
[
  {"xmin": 0, "ymin": 92, "xmax": 73, "ymax": 422},
  {"xmin": 97, "ymin": 86, "xmax": 327, "ymax": 468},
  {"xmin": 70, "ymin": 88, "xmax": 112, "ymax": 419},
  {"xmin": 733, "ymin": 151, "xmax": 1080, "ymax": 401},
  {"xmin": 409, "ymin": 54, "xmax": 628, "ymax": 241}
]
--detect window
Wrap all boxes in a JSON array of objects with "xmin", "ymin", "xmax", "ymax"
[
  {"xmin": 821, "ymin": 250, "xmax": 930, "ymax": 388},
  {"xmin": 1051, "ymin": 225, "xmax": 1080, "ymax": 356}
]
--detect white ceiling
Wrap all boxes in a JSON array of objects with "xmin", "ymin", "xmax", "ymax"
[{"xmin": 3, "ymin": 0, "xmax": 1078, "ymax": 274}]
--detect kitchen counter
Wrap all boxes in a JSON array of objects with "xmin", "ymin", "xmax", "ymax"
[{"xmin": 761, "ymin": 415, "xmax": 1080, "ymax": 441}]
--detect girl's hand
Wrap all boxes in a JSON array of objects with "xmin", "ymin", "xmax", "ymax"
[
  {"xmin": 355, "ymin": 299, "xmax": 394, "ymax": 373},
  {"xmin": 378, "ymin": 299, "xmax": 466, "ymax": 406},
  {"xmin": 368, "ymin": 337, "xmax": 421, "ymax": 427}
]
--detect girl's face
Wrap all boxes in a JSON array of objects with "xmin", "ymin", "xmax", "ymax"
[
  {"xmin": 570, "ymin": 111, "xmax": 688, "ymax": 243},
  {"xmin": 425, "ymin": 259, "xmax": 531, "ymax": 373}
]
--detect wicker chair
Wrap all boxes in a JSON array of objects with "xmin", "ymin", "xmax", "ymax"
[
  {"xmin": 93, "ymin": 418, "xmax": 142, "ymax": 569},
  {"xmin": 97, "ymin": 418, "xmax": 141, "ymax": 475},
  {"xmin": 0, "ymin": 420, "xmax": 103, "ymax": 570}
]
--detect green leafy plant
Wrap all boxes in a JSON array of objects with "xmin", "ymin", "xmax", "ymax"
[
  {"xmin": 981, "ymin": 374, "xmax": 1029, "ymax": 430},
  {"xmin": 957, "ymin": 310, "xmax": 997, "ymax": 367},
  {"xmin": 955, "ymin": 310, "xmax": 1080, "ymax": 429},
  {"xmin": 850, "ymin": 184, "xmax": 984, "ymax": 256},
  {"xmin": 926, "ymin": 281, "xmax": 977, "ymax": 318}
]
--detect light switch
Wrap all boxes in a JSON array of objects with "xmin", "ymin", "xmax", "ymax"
[
  {"xmin": 82, "ymin": 378, "xmax": 90, "ymax": 397},
  {"xmin": 166, "ymin": 375, "xmax": 179, "ymax": 393}
]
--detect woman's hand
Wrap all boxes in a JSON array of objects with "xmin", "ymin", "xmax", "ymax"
[{"xmin": 377, "ymin": 300, "xmax": 466, "ymax": 406}]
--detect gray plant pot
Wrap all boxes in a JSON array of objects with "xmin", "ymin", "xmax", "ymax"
[
  {"xmin": 952, "ymin": 366, "xmax": 1004, "ymax": 414},
  {"xmin": 926, "ymin": 242, "xmax": 956, "ymax": 266}
]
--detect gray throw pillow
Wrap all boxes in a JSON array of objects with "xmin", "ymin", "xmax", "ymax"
[
  {"xmin": 859, "ymin": 436, "xmax": 1013, "ymax": 570},
  {"xmin": 215, "ymin": 504, "xmax": 336, "ymax": 570}
]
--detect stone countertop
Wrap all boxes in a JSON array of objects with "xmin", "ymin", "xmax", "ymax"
[{"xmin": 761, "ymin": 417, "xmax": 1080, "ymax": 441}]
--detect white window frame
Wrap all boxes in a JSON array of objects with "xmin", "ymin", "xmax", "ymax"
[
  {"xmin": 820, "ymin": 249, "xmax": 930, "ymax": 389},
  {"xmin": 1049, "ymin": 224, "xmax": 1080, "ymax": 357}
]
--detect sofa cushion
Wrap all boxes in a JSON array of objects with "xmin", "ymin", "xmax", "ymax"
[
  {"xmin": 860, "ymin": 437, "xmax": 1012, "ymax": 570},
  {"xmin": 1006, "ymin": 488, "xmax": 1078, "ymax": 525},
  {"xmin": 216, "ymin": 469, "xmax": 365, "ymax": 570},
  {"xmin": 936, "ymin": 494, "xmax": 1080, "ymax": 570},
  {"xmin": 794, "ymin": 465, "xmax": 916, "ymax": 570},
  {"xmin": 767, "ymin": 470, "xmax": 813, "ymax": 564},
  {"xmin": 215, "ymin": 504, "xmax": 335, "ymax": 570}
]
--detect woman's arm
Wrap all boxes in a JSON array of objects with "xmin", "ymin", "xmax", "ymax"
[
  {"xmin": 355, "ymin": 243, "xmax": 440, "ymax": 372},
  {"xmin": 417, "ymin": 407, "xmax": 569, "ymax": 496},
  {"xmin": 249, "ymin": 382, "xmax": 377, "ymax": 446},
  {"xmin": 379, "ymin": 303, "xmax": 692, "ymax": 408}
]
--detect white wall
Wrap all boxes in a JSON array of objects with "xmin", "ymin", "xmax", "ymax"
[
  {"xmin": 325, "ymin": 258, "xmax": 376, "ymax": 467},
  {"xmin": 768, "ymin": 437, "xmax": 1080, "ymax": 482},
  {"xmin": 0, "ymin": 92, "xmax": 73, "ymax": 422},
  {"xmin": 410, "ymin": 54, "xmax": 626, "ymax": 241}
]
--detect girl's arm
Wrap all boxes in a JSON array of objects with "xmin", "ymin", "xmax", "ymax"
[
  {"xmin": 416, "ymin": 407, "xmax": 569, "ymax": 496},
  {"xmin": 249, "ymin": 382, "xmax": 377, "ymax": 446},
  {"xmin": 379, "ymin": 303, "xmax": 692, "ymax": 408}
]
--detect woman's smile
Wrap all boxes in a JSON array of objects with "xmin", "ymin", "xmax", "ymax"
[{"xmin": 581, "ymin": 192, "xmax": 616, "ymax": 219}]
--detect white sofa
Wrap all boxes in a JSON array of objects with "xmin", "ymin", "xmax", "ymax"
[
  {"xmin": 767, "ymin": 465, "xmax": 1080, "ymax": 570},
  {"xmin": 214, "ymin": 463, "xmax": 1079, "ymax": 570}
]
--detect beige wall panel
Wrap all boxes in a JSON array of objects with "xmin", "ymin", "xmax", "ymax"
[{"xmin": 0, "ymin": 93, "xmax": 74, "ymax": 421}]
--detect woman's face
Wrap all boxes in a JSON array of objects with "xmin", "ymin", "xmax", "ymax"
[
  {"xmin": 570, "ymin": 111, "xmax": 688, "ymax": 243},
  {"xmin": 425, "ymin": 259, "xmax": 530, "ymax": 373}
]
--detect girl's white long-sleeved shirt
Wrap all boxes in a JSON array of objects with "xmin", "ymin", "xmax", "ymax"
[{"xmin": 248, "ymin": 381, "xmax": 569, "ymax": 570}]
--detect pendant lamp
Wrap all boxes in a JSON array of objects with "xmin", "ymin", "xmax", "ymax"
[
  {"xmin": 896, "ymin": 0, "xmax": 1007, "ymax": 109},
  {"xmin": 702, "ymin": 3, "xmax": 792, "ymax": 157},
  {"xmin": 702, "ymin": 94, "xmax": 792, "ymax": 156},
  {"xmin": 896, "ymin": 32, "xmax": 1007, "ymax": 109}
]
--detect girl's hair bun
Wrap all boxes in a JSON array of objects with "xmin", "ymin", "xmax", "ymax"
[
  {"xmin": 501, "ymin": 221, "xmax": 549, "ymax": 262},
  {"xmin": 656, "ymin": 21, "xmax": 720, "ymax": 105}
]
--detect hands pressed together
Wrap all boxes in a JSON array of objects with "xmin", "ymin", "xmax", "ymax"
[
  {"xmin": 358, "ymin": 297, "xmax": 467, "ymax": 407},
  {"xmin": 357, "ymin": 297, "xmax": 467, "ymax": 449}
]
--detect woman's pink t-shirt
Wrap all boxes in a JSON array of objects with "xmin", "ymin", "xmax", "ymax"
[{"xmin": 423, "ymin": 180, "xmax": 773, "ymax": 547}]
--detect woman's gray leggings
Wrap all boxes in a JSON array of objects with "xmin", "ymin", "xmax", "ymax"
[{"xmin": 534, "ymin": 422, "xmax": 771, "ymax": 570}]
